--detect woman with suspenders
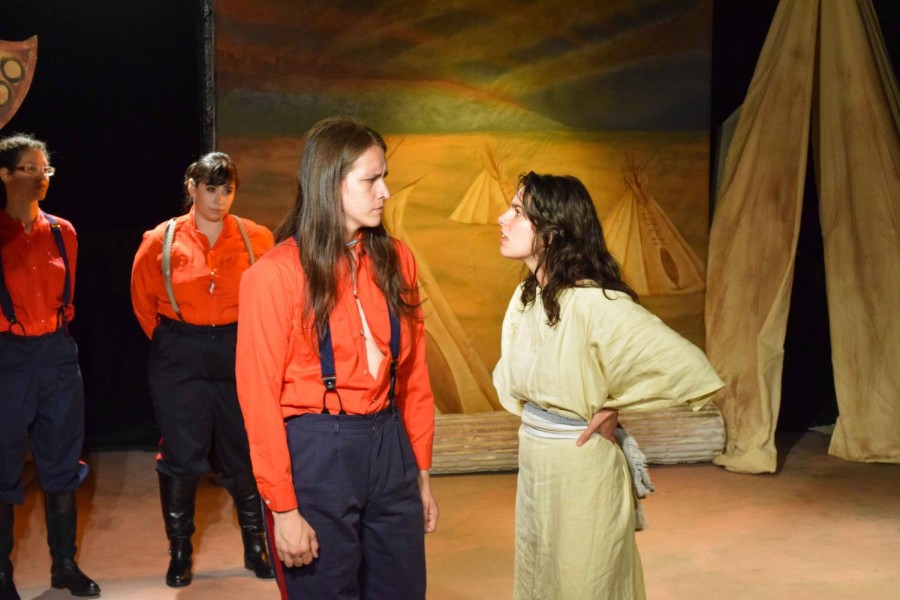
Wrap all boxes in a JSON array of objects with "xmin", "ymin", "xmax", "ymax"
[
  {"xmin": 130, "ymin": 152, "xmax": 275, "ymax": 587},
  {"xmin": 0, "ymin": 134, "xmax": 100, "ymax": 599},
  {"xmin": 235, "ymin": 117, "xmax": 439, "ymax": 599}
]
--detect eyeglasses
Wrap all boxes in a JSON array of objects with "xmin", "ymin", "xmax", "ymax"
[{"xmin": 14, "ymin": 164, "xmax": 56, "ymax": 177}]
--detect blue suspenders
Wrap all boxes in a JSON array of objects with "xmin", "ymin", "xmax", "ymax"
[
  {"xmin": 293, "ymin": 233, "xmax": 401, "ymax": 415},
  {"xmin": 316, "ymin": 298, "xmax": 401, "ymax": 415},
  {"xmin": 0, "ymin": 211, "xmax": 71, "ymax": 334}
]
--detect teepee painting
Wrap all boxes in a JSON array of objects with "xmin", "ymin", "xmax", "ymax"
[
  {"xmin": 449, "ymin": 147, "xmax": 515, "ymax": 224},
  {"xmin": 217, "ymin": 0, "xmax": 714, "ymax": 416},
  {"xmin": 603, "ymin": 159, "xmax": 707, "ymax": 295},
  {"xmin": 384, "ymin": 179, "xmax": 501, "ymax": 415}
]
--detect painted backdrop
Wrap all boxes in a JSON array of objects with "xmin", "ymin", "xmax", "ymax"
[{"xmin": 216, "ymin": 0, "xmax": 712, "ymax": 413}]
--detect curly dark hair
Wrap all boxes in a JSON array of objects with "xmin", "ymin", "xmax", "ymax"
[{"xmin": 518, "ymin": 171, "xmax": 637, "ymax": 326}]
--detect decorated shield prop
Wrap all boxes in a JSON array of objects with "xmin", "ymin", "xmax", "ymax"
[{"xmin": 0, "ymin": 36, "xmax": 38, "ymax": 130}]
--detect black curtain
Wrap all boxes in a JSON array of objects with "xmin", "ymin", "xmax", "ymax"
[{"xmin": 1, "ymin": 1, "xmax": 206, "ymax": 448}]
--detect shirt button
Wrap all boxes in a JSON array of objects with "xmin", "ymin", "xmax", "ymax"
[{"xmin": 363, "ymin": 369, "xmax": 368, "ymax": 375}]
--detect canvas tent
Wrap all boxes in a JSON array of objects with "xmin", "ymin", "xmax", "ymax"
[
  {"xmin": 603, "ymin": 158, "xmax": 707, "ymax": 296},
  {"xmin": 706, "ymin": 0, "xmax": 900, "ymax": 473},
  {"xmin": 385, "ymin": 181, "xmax": 500, "ymax": 415},
  {"xmin": 449, "ymin": 148, "xmax": 515, "ymax": 224}
]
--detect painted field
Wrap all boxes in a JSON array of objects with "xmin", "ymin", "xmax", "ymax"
[{"xmin": 220, "ymin": 131, "xmax": 710, "ymax": 411}]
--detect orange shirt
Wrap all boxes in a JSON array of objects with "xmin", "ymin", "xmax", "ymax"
[
  {"xmin": 131, "ymin": 209, "xmax": 274, "ymax": 338},
  {"xmin": 235, "ymin": 237, "xmax": 435, "ymax": 511},
  {"xmin": 0, "ymin": 210, "xmax": 77, "ymax": 336}
]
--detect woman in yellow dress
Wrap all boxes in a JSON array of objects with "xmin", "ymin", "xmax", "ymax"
[{"xmin": 493, "ymin": 172, "xmax": 723, "ymax": 599}]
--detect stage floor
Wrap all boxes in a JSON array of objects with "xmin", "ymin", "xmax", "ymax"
[{"xmin": 9, "ymin": 431, "xmax": 900, "ymax": 599}]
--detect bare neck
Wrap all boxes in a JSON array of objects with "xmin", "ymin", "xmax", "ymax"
[
  {"xmin": 4, "ymin": 198, "xmax": 40, "ymax": 234},
  {"xmin": 526, "ymin": 260, "xmax": 546, "ymax": 287},
  {"xmin": 195, "ymin": 212, "xmax": 226, "ymax": 247}
]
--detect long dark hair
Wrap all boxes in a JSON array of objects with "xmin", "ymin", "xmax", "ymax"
[
  {"xmin": 273, "ymin": 117, "xmax": 417, "ymax": 333},
  {"xmin": 518, "ymin": 171, "xmax": 637, "ymax": 326},
  {"xmin": 182, "ymin": 151, "xmax": 239, "ymax": 210},
  {"xmin": 0, "ymin": 134, "xmax": 48, "ymax": 208}
]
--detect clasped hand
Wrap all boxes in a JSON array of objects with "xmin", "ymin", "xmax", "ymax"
[
  {"xmin": 273, "ymin": 470, "xmax": 439, "ymax": 568},
  {"xmin": 271, "ymin": 510, "xmax": 318, "ymax": 568}
]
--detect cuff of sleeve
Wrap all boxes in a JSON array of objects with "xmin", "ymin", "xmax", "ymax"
[
  {"xmin": 260, "ymin": 481, "xmax": 299, "ymax": 513},
  {"xmin": 412, "ymin": 443, "xmax": 433, "ymax": 471}
]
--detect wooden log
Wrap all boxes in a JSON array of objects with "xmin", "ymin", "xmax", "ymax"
[
  {"xmin": 431, "ymin": 404, "xmax": 725, "ymax": 475},
  {"xmin": 432, "ymin": 412, "xmax": 520, "ymax": 474},
  {"xmin": 620, "ymin": 403, "xmax": 726, "ymax": 465}
]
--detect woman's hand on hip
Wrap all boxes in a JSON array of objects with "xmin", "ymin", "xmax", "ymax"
[
  {"xmin": 272, "ymin": 508, "xmax": 319, "ymax": 567},
  {"xmin": 576, "ymin": 408, "xmax": 618, "ymax": 446}
]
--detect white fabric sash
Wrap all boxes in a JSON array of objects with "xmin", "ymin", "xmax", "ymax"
[{"xmin": 521, "ymin": 402, "xmax": 596, "ymax": 440}]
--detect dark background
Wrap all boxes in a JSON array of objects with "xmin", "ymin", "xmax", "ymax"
[
  {"xmin": 1, "ymin": 1, "xmax": 898, "ymax": 447},
  {"xmin": 1, "ymin": 1, "xmax": 206, "ymax": 448}
]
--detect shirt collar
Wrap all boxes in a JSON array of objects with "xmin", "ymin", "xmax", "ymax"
[
  {"xmin": 187, "ymin": 206, "xmax": 237, "ymax": 237},
  {"xmin": 0, "ymin": 209, "xmax": 47, "ymax": 237}
]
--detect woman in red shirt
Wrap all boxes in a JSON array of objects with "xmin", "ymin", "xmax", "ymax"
[
  {"xmin": 131, "ymin": 152, "xmax": 275, "ymax": 587},
  {"xmin": 236, "ymin": 117, "xmax": 439, "ymax": 599},
  {"xmin": 0, "ymin": 134, "xmax": 99, "ymax": 598}
]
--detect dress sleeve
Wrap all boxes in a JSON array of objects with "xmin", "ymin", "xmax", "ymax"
[
  {"xmin": 586, "ymin": 293, "xmax": 724, "ymax": 413},
  {"xmin": 130, "ymin": 230, "xmax": 163, "ymax": 339},
  {"xmin": 393, "ymin": 241, "xmax": 435, "ymax": 471},
  {"xmin": 235, "ymin": 254, "xmax": 298, "ymax": 512},
  {"xmin": 492, "ymin": 285, "xmax": 525, "ymax": 416}
]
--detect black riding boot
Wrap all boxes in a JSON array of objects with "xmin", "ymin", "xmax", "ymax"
[
  {"xmin": 44, "ymin": 492, "xmax": 100, "ymax": 597},
  {"xmin": 158, "ymin": 473, "xmax": 197, "ymax": 587},
  {"xmin": 0, "ymin": 504, "xmax": 20, "ymax": 600},
  {"xmin": 223, "ymin": 471, "xmax": 274, "ymax": 579}
]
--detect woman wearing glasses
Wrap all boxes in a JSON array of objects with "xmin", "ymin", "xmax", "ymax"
[
  {"xmin": 0, "ymin": 134, "xmax": 100, "ymax": 598},
  {"xmin": 131, "ymin": 152, "xmax": 275, "ymax": 587}
]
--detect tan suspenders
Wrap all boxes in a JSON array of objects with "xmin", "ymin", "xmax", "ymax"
[{"xmin": 161, "ymin": 215, "xmax": 256, "ymax": 321}]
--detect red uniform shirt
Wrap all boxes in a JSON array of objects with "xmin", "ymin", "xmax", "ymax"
[
  {"xmin": 235, "ymin": 237, "xmax": 436, "ymax": 511},
  {"xmin": 0, "ymin": 210, "xmax": 77, "ymax": 336},
  {"xmin": 131, "ymin": 209, "xmax": 274, "ymax": 337}
]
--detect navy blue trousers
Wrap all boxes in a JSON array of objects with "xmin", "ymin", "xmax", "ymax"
[
  {"xmin": 148, "ymin": 318, "xmax": 252, "ymax": 481},
  {"xmin": 272, "ymin": 410, "xmax": 426, "ymax": 600},
  {"xmin": 0, "ymin": 330, "xmax": 85, "ymax": 505}
]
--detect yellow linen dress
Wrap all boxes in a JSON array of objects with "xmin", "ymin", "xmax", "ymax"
[{"xmin": 493, "ymin": 284, "xmax": 724, "ymax": 600}]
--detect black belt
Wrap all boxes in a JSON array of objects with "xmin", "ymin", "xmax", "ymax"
[
  {"xmin": 157, "ymin": 315, "xmax": 237, "ymax": 333},
  {"xmin": 0, "ymin": 328, "xmax": 69, "ymax": 344}
]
